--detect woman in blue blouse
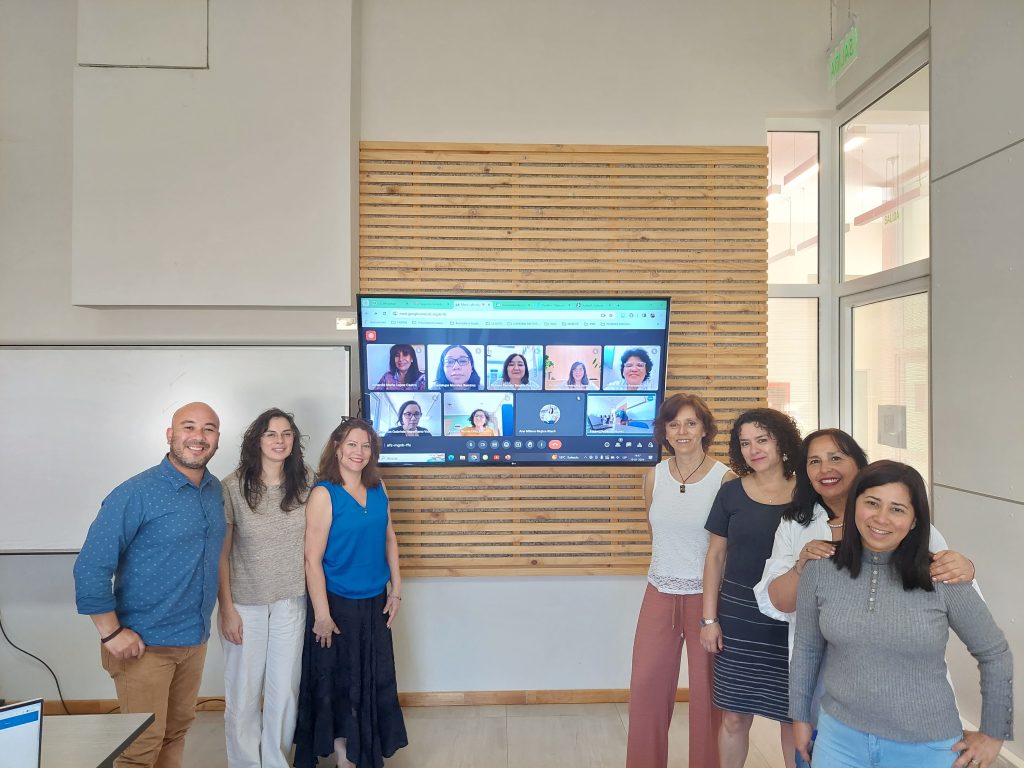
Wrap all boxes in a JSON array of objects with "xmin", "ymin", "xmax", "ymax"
[{"xmin": 293, "ymin": 418, "xmax": 407, "ymax": 768}]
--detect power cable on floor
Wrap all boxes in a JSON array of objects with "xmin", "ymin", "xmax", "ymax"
[{"xmin": 0, "ymin": 609, "xmax": 71, "ymax": 715}]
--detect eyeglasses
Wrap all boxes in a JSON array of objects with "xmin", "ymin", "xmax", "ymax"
[
  {"xmin": 444, "ymin": 357, "xmax": 471, "ymax": 368},
  {"xmin": 403, "ymin": 411, "xmax": 422, "ymax": 418}
]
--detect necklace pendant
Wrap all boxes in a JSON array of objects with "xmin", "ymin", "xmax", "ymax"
[{"xmin": 679, "ymin": 484, "xmax": 686, "ymax": 494}]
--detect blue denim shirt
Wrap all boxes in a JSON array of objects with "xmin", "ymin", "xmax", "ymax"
[{"xmin": 74, "ymin": 456, "xmax": 225, "ymax": 646}]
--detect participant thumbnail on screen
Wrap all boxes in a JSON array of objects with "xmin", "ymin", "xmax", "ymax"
[
  {"xmin": 602, "ymin": 345, "xmax": 662, "ymax": 391},
  {"xmin": 443, "ymin": 392, "xmax": 514, "ymax": 437},
  {"xmin": 369, "ymin": 392, "xmax": 442, "ymax": 439},
  {"xmin": 585, "ymin": 394, "xmax": 657, "ymax": 435},
  {"xmin": 428, "ymin": 344, "xmax": 485, "ymax": 390},
  {"xmin": 514, "ymin": 391, "xmax": 586, "ymax": 437},
  {"xmin": 367, "ymin": 343, "xmax": 427, "ymax": 391},
  {"xmin": 486, "ymin": 345, "xmax": 543, "ymax": 390},
  {"xmin": 543, "ymin": 345, "xmax": 602, "ymax": 391}
]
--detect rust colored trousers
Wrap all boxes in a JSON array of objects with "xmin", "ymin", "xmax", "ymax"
[{"xmin": 627, "ymin": 585, "xmax": 721, "ymax": 768}]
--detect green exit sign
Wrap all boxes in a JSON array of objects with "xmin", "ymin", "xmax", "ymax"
[{"xmin": 828, "ymin": 24, "xmax": 859, "ymax": 86}]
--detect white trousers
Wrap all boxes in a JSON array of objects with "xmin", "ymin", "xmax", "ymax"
[{"xmin": 222, "ymin": 596, "xmax": 306, "ymax": 768}]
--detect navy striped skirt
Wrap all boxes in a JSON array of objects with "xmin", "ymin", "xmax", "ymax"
[{"xmin": 712, "ymin": 578, "xmax": 791, "ymax": 722}]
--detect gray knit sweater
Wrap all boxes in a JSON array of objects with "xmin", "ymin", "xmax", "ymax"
[{"xmin": 790, "ymin": 550, "xmax": 1013, "ymax": 742}]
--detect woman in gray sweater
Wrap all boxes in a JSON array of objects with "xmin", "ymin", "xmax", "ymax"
[{"xmin": 790, "ymin": 460, "xmax": 1012, "ymax": 768}]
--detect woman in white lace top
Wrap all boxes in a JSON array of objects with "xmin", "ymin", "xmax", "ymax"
[{"xmin": 625, "ymin": 393, "xmax": 736, "ymax": 768}]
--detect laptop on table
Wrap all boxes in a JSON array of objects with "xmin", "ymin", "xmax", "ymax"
[{"xmin": 0, "ymin": 698, "xmax": 43, "ymax": 768}]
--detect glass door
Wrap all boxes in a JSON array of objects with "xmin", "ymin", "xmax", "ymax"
[{"xmin": 841, "ymin": 285, "xmax": 929, "ymax": 481}]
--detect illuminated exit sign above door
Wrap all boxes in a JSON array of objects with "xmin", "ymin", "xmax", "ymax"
[{"xmin": 828, "ymin": 22, "xmax": 859, "ymax": 87}]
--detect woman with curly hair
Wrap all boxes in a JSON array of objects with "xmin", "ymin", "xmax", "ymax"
[
  {"xmin": 604, "ymin": 347, "xmax": 655, "ymax": 391},
  {"xmin": 701, "ymin": 407, "xmax": 803, "ymax": 768},
  {"xmin": 218, "ymin": 408, "xmax": 312, "ymax": 768}
]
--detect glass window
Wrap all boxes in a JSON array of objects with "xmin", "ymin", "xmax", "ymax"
[
  {"xmin": 851, "ymin": 292, "xmax": 929, "ymax": 482},
  {"xmin": 767, "ymin": 297, "xmax": 818, "ymax": 436},
  {"xmin": 767, "ymin": 132, "xmax": 819, "ymax": 284},
  {"xmin": 842, "ymin": 66, "xmax": 929, "ymax": 281}
]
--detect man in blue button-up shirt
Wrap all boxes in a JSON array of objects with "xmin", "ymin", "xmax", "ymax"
[{"xmin": 74, "ymin": 402, "xmax": 226, "ymax": 768}]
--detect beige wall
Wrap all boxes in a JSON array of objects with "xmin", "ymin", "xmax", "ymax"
[
  {"xmin": 72, "ymin": 0, "xmax": 355, "ymax": 307},
  {"xmin": 0, "ymin": 1, "xmax": 359, "ymax": 345},
  {"xmin": 360, "ymin": 0, "xmax": 830, "ymax": 145}
]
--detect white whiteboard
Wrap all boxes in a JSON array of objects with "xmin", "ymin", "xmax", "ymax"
[{"xmin": 0, "ymin": 346, "xmax": 350, "ymax": 552}]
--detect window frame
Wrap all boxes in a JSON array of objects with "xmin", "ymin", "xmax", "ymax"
[
  {"xmin": 767, "ymin": 37, "xmax": 931, "ymax": 454},
  {"xmin": 766, "ymin": 118, "xmax": 835, "ymax": 430},
  {"xmin": 835, "ymin": 40, "xmax": 931, "ymax": 473}
]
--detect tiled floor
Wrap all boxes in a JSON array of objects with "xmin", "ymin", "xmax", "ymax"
[
  {"xmin": 183, "ymin": 702, "xmax": 790, "ymax": 767},
  {"xmin": 183, "ymin": 703, "xmax": 1019, "ymax": 767}
]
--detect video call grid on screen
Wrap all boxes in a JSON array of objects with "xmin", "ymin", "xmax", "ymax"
[{"xmin": 358, "ymin": 295, "xmax": 671, "ymax": 467}]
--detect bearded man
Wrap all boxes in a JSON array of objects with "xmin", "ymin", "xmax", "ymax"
[{"xmin": 75, "ymin": 402, "xmax": 225, "ymax": 768}]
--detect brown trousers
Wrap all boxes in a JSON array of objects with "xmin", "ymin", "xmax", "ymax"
[
  {"xmin": 101, "ymin": 642, "xmax": 207, "ymax": 768},
  {"xmin": 626, "ymin": 585, "xmax": 721, "ymax": 768}
]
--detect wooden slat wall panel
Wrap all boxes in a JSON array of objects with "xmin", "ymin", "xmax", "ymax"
[{"xmin": 358, "ymin": 142, "xmax": 768, "ymax": 576}]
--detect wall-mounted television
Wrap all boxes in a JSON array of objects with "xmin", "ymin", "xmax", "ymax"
[{"xmin": 357, "ymin": 295, "xmax": 671, "ymax": 467}]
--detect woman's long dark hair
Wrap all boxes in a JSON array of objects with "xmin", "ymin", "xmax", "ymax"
[
  {"xmin": 388, "ymin": 343, "xmax": 422, "ymax": 384},
  {"xmin": 783, "ymin": 428, "xmax": 869, "ymax": 526},
  {"xmin": 502, "ymin": 353, "xmax": 530, "ymax": 384},
  {"xmin": 317, "ymin": 417, "xmax": 382, "ymax": 489},
  {"xmin": 434, "ymin": 344, "xmax": 481, "ymax": 388},
  {"xmin": 834, "ymin": 460, "xmax": 933, "ymax": 591},
  {"xmin": 566, "ymin": 361, "xmax": 589, "ymax": 387},
  {"xmin": 237, "ymin": 408, "xmax": 310, "ymax": 512}
]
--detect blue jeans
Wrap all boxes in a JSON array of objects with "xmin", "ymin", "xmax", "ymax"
[{"xmin": 813, "ymin": 711, "xmax": 961, "ymax": 768}]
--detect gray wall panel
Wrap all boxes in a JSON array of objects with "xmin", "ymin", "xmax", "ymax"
[
  {"xmin": 932, "ymin": 486, "xmax": 1023, "ymax": 745},
  {"xmin": 931, "ymin": 0, "xmax": 1024, "ymax": 178},
  {"xmin": 931, "ymin": 142, "xmax": 1024, "ymax": 503}
]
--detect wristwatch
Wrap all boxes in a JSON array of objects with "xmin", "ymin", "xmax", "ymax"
[{"xmin": 700, "ymin": 617, "xmax": 719, "ymax": 626}]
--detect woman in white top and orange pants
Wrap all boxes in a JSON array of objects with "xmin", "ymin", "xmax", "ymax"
[{"xmin": 626, "ymin": 393, "xmax": 736, "ymax": 768}]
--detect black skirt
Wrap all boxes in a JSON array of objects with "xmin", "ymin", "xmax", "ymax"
[{"xmin": 293, "ymin": 590, "xmax": 408, "ymax": 768}]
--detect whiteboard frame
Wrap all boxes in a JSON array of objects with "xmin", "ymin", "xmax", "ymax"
[{"xmin": 0, "ymin": 344, "xmax": 351, "ymax": 554}]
